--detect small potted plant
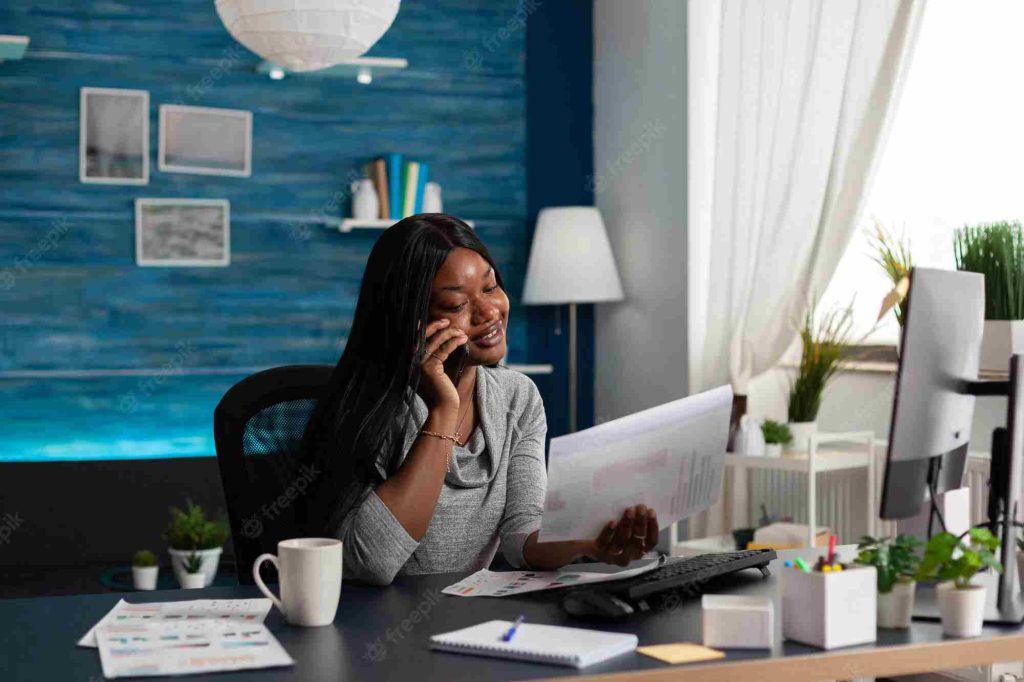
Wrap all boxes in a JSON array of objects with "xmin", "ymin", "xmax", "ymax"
[
  {"xmin": 787, "ymin": 303, "xmax": 856, "ymax": 452},
  {"xmin": 164, "ymin": 499, "xmax": 229, "ymax": 588},
  {"xmin": 179, "ymin": 552, "xmax": 206, "ymax": 589},
  {"xmin": 855, "ymin": 535, "xmax": 920, "ymax": 628},
  {"xmin": 761, "ymin": 420, "xmax": 792, "ymax": 458},
  {"xmin": 132, "ymin": 549, "xmax": 159, "ymax": 591},
  {"xmin": 955, "ymin": 221, "xmax": 1024, "ymax": 373},
  {"xmin": 916, "ymin": 528, "xmax": 1002, "ymax": 638}
]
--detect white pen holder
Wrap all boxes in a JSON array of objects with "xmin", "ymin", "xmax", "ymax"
[{"xmin": 781, "ymin": 565, "xmax": 877, "ymax": 650}]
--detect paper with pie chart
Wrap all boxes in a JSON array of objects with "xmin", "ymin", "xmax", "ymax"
[{"xmin": 539, "ymin": 385, "xmax": 733, "ymax": 543}]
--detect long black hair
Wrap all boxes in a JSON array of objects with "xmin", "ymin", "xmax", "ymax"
[{"xmin": 301, "ymin": 213, "xmax": 505, "ymax": 533}]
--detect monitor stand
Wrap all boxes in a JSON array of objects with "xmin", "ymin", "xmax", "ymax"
[
  {"xmin": 913, "ymin": 572, "xmax": 1024, "ymax": 625},
  {"xmin": 912, "ymin": 354, "xmax": 1024, "ymax": 625}
]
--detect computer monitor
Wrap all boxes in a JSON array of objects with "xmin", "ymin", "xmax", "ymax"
[
  {"xmin": 882, "ymin": 266, "xmax": 1024, "ymax": 623},
  {"xmin": 880, "ymin": 267, "xmax": 984, "ymax": 520}
]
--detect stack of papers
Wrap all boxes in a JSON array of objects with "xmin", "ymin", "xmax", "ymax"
[
  {"xmin": 77, "ymin": 599, "xmax": 294, "ymax": 679},
  {"xmin": 442, "ymin": 558, "xmax": 663, "ymax": 597}
]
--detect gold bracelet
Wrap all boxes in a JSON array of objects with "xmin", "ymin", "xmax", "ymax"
[{"xmin": 420, "ymin": 430, "xmax": 455, "ymax": 473}]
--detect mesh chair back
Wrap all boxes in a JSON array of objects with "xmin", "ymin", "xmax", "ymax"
[{"xmin": 214, "ymin": 365, "xmax": 333, "ymax": 584}]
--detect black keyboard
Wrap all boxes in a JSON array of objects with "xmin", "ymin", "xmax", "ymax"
[{"xmin": 602, "ymin": 549, "xmax": 776, "ymax": 601}]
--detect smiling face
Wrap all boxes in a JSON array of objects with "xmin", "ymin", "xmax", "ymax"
[{"xmin": 429, "ymin": 247, "xmax": 510, "ymax": 366}]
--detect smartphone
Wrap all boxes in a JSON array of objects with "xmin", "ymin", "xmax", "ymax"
[{"xmin": 444, "ymin": 334, "xmax": 469, "ymax": 377}]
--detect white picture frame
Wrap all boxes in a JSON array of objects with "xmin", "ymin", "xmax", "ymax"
[
  {"xmin": 135, "ymin": 198, "xmax": 230, "ymax": 267},
  {"xmin": 159, "ymin": 104, "xmax": 252, "ymax": 177},
  {"xmin": 79, "ymin": 87, "xmax": 149, "ymax": 185}
]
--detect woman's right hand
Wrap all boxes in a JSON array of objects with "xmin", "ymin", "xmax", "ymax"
[{"xmin": 417, "ymin": 318, "xmax": 468, "ymax": 412}]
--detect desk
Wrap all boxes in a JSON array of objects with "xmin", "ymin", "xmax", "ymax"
[{"xmin": 5, "ymin": 548, "xmax": 1024, "ymax": 681}]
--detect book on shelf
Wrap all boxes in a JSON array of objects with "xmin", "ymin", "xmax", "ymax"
[
  {"xmin": 402, "ymin": 161, "xmax": 419, "ymax": 218},
  {"xmin": 387, "ymin": 153, "xmax": 402, "ymax": 221},
  {"xmin": 371, "ymin": 157, "xmax": 389, "ymax": 220}
]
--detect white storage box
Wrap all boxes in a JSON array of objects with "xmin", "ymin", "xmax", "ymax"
[
  {"xmin": 701, "ymin": 594, "xmax": 774, "ymax": 649},
  {"xmin": 781, "ymin": 565, "xmax": 876, "ymax": 649}
]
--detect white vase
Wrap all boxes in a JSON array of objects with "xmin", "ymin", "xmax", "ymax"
[
  {"xmin": 132, "ymin": 565, "xmax": 159, "ymax": 591},
  {"xmin": 979, "ymin": 320, "xmax": 1024, "ymax": 374},
  {"xmin": 168, "ymin": 547, "xmax": 222, "ymax": 587},
  {"xmin": 877, "ymin": 580, "xmax": 915, "ymax": 629},
  {"xmin": 787, "ymin": 421, "xmax": 817, "ymax": 453},
  {"xmin": 765, "ymin": 443, "xmax": 783, "ymax": 458},
  {"xmin": 422, "ymin": 182, "xmax": 442, "ymax": 213},
  {"xmin": 179, "ymin": 573, "xmax": 206, "ymax": 590},
  {"xmin": 937, "ymin": 582, "xmax": 987, "ymax": 637},
  {"xmin": 350, "ymin": 179, "xmax": 379, "ymax": 220}
]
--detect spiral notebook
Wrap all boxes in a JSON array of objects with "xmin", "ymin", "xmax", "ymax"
[{"xmin": 429, "ymin": 620, "xmax": 638, "ymax": 669}]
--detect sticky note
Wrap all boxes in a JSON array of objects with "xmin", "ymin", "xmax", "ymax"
[{"xmin": 636, "ymin": 642, "xmax": 726, "ymax": 665}]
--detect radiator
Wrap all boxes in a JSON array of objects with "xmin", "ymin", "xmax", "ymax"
[{"xmin": 742, "ymin": 454, "xmax": 991, "ymax": 543}]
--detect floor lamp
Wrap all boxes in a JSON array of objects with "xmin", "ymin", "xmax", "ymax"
[{"xmin": 522, "ymin": 207, "xmax": 624, "ymax": 433}]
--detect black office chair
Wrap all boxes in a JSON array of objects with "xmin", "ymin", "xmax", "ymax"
[{"xmin": 213, "ymin": 364, "xmax": 333, "ymax": 585}]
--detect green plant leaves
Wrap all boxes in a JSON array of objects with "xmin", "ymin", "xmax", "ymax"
[
  {"xmin": 917, "ymin": 529, "xmax": 1003, "ymax": 589},
  {"xmin": 954, "ymin": 221, "xmax": 1024, "ymax": 320},
  {"xmin": 855, "ymin": 534, "xmax": 921, "ymax": 593},
  {"xmin": 163, "ymin": 499, "xmax": 229, "ymax": 551}
]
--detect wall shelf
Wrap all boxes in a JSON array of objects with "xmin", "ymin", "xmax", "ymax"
[
  {"xmin": 257, "ymin": 56, "xmax": 408, "ymax": 83},
  {"xmin": 0, "ymin": 35, "xmax": 29, "ymax": 62},
  {"xmin": 337, "ymin": 218, "xmax": 474, "ymax": 233}
]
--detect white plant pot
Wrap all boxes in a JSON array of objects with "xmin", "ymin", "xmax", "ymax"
[
  {"xmin": 179, "ymin": 573, "xmax": 206, "ymax": 590},
  {"xmin": 132, "ymin": 565, "xmax": 159, "ymax": 591},
  {"xmin": 1017, "ymin": 551, "xmax": 1024, "ymax": 594},
  {"xmin": 787, "ymin": 421, "xmax": 817, "ymax": 453},
  {"xmin": 764, "ymin": 443, "xmax": 783, "ymax": 458},
  {"xmin": 168, "ymin": 547, "xmax": 222, "ymax": 587},
  {"xmin": 937, "ymin": 583, "xmax": 987, "ymax": 638},
  {"xmin": 979, "ymin": 320, "xmax": 1024, "ymax": 374},
  {"xmin": 877, "ymin": 580, "xmax": 915, "ymax": 629}
]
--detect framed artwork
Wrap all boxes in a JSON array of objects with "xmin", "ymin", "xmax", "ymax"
[
  {"xmin": 80, "ymin": 87, "xmax": 149, "ymax": 184},
  {"xmin": 135, "ymin": 198, "xmax": 230, "ymax": 267},
  {"xmin": 159, "ymin": 104, "xmax": 252, "ymax": 177}
]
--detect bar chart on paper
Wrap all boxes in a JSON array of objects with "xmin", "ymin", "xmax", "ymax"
[{"xmin": 538, "ymin": 386, "xmax": 732, "ymax": 543}]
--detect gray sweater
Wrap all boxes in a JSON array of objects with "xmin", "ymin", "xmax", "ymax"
[{"xmin": 339, "ymin": 365, "xmax": 547, "ymax": 585}]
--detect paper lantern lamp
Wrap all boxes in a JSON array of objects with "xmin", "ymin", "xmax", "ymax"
[{"xmin": 215, "ymin": 0, "xmax": 401, "ymax": 73}]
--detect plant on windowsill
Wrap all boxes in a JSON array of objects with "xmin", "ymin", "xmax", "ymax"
[
  {"xmin": 760, "ymin": 419, "xmax": 792, "ymax": 458},
  {"xmin": 855, "ymin": 535, "xmax": 921, "ymax": 628},
  {"xmin": 786, "ymin": 302, "xmax": 856, "ymax": 452},
  {"xmin": 131, "ymin": 549, "xmax": 159, "ymax": 591},
  {"xmin": 916, "ymin": 528, "xmax": 1002, "ymax": 638},
  {"xmin": 179, "ymin": 551, "xmax": 206, "ymax": 589},
  {"xmin": 164, "ymin": 499, "xmax": 229, "ymax": 589},
  {"xmin": 869, "ymin": 224, "xmax": 912, "ymax": 351},
  {"xmin": 955, "ymin": 221, "xmax": 1024, "ymax": 373}
]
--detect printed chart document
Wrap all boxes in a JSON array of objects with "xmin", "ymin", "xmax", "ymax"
[
  {"xmin": 96, "ymin": 620, "xmax": 293, "ymax": 678},
  {"xmin": 443, "ymin": 557, "xmax": 663, "ymax": 597},
  {"xmin": 539, "ymin": 385, "xmax": 733, "ymax": 543},
  {"xmin": 78, "ymin": 598, "xmax": 273, "ymax": 648}
]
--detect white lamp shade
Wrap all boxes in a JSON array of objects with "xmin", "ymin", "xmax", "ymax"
[
  {"xmin": 522, "ymin": 207, "xmax": 625, "ymax": 305},
  {"xmin": 215, "ymin": 0, "xmax": 401, "ymax": 73}
]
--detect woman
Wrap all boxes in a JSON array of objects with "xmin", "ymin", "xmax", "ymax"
[{"xmin": 302, "ymin": 214, "xmax": 656, "ymax": 585}]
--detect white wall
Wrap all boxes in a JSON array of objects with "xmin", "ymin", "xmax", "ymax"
[{"xmin": 592, "ymin": 0, "xmax": 688, "ymax": 423}]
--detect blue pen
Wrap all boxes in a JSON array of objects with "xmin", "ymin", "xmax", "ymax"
[{"xmin": 501, "ymin": 615, "xmax": 525, "ymax": 642}]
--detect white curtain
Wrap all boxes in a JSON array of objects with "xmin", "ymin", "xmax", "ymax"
[{"xmin": 686, "ymin": 0, "xmax": 925, "ymax": 538}]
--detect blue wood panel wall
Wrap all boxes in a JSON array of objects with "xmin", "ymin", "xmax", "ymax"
[{"xmin": 0, "ymin": 0, "xmax": 535, "ymax": 461}]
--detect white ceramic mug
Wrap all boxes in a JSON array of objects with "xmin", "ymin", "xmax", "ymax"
[{"xmin": 253, "ymin": 538, "xmax": 343, "ymax": 627}]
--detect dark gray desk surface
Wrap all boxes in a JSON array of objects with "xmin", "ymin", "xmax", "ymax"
[{"xmin": 5, "ymin": 548, "xmax": 1024, "ymax": 682}]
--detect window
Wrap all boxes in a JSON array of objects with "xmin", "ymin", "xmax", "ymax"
[{"xmin": 820, "ymin": 0, "xmax": 1024, "ymax": 345}]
